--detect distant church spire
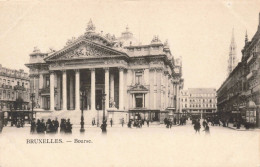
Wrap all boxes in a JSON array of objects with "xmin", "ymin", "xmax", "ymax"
[
  {"xmin": 245, "ymin": 30, "xmax": 248, "ymax": 44},
  {"xmin": 227, "ymin": 28, "xmax": 237, "ymax": 75}
]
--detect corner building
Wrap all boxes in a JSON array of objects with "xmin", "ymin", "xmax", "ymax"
[
  {"xmin": 0, "ymin": 64, "xmax": 30, "ymax": 111},
  {"xmin": 25, "ymin": 20, "xmax": 183, "ymax": 124}
]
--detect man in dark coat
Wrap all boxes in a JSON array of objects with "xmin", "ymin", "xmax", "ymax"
[
  {"xmin": 203, "ymin": 124, "xmax": 210, "ymax": 135},
  {"xmin": 40, "ymin": 119, "xmax": 46, "ymax": 133},
  {"xmin": 65, "ymin": 119, "xmax": 72, "ymax": 133},
  {"xmin": 54, "ymin": 118, "xmax": 59, "ymax": 133},
  {"xmin": 121, "ymin": 118, "xmax": 124, "ymax": 127},
  {"xmin": 110, "ymin": 119, "xmax": 113, "ymax": 127},
  {"xmin": 60, "ymin": 119, "xmax": 66, "ymax": 133},
  {"xmin": 30, "ymin": 120, "xmax": 36, "ymax": 134}
]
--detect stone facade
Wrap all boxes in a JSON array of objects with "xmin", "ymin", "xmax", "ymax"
[
  {"xmin": 25, "ymin": 20, "xmax": 183, "ymax": 124},
  {"xmin": 0, "ymin": 64, "xmax": 30, "ymax": 111},
  {"xmin": 181, "ymin": 88, "xmax": 217, "ymax": 118},
  {"xmin": 217, "ymin": 13, "xmax": 260, "ymax": 128}
]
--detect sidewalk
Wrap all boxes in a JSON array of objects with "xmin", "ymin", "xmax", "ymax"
[{"xmin": 225, "ymin": 123, "xmax": 260, "ymax": 131}]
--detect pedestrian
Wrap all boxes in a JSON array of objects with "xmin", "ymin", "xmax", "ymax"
[
  {"xmin": 128, "ymin": 120, "xmax": 132, "ymax": 128},
  {"xmin": 174, "ymin": 117, "xmax": 177, "ymax": 125},
  {"xmin": 203, "ymin": 124, "xmax": 210, "ymax": 135},
  {"xmin": 194, "ymin": 120, "xmax": 201, "ymax": 134},
  {"xmin": 50, "ymin": 120, "xmax": 56, "ymax": 133},
  {"xmin": 92, "ymin": 118, "xmax": 96, "ymax": 126},
  {"xmin": 46, "ymin": 119, "xmax": 52, "ymax": 133},
  {"xmin": 110, "ymin": 119, "xmax": 113, "ymax": 127},
  {"xmin": 0, "ymin": 119, "xmax": 3, "ymax": 133},
  {"xmin": 202, "ymin": 119, "xmax": 207, "ymax": 128},
  {"xmin": 121, "ymin": 118, "xmax": 124, "ymax": 127},
  {"xmin": 147, "ymin": 119, "xmax": 149, "ymax": 127},
  {"xmin": 30, "ymin": 119, "xmax": 36, "ymax": 134},
  {"xmin": 60, "ymin": 119, "xmax": 66, "ymax": 133},
  {"xmin": 36, "ymin": 119, "xmax": 41, "ymax": 133},
  {"xmin": 101, "ymin": 120, "xmax": 107, "ymax": 133},
  {"xmin": 54, "ymin": 118, "xmax": 59, "ymax": 133},
  {"xmin": 65, "ymin": 119, "xmax": 72, "ymax": 133}
]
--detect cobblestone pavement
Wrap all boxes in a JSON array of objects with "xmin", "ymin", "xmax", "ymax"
[{"xmin": 0, "ymin": 123, "xmax": 259, "ymax": 167}]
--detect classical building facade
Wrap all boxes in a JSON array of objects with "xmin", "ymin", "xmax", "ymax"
[
  {"xmin": 0, "ymin": 64, "xmax": 30, "ymax": 111},
  {"xmin": 181, "ymin": 88, "xmax": 217, "ymax": 118},
  {"xmin": 217, "ymin": 13, "xmax": 260, "ymax": 128},
  {"xmin": 25, "ymin": 20, "xmax": 183, "ymax": 124}
]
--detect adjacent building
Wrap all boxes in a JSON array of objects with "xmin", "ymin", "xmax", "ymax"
[
  {"xmin": 0, "ymin": 64, "xmax": 30, "ymax": 111},
  {"xmin": 217, "ymin": 13, "xmax": 260, "ymax": 128},
  {"xmin": 25, "ymin": 20, "xmax": 183, "ymax": 124},
  {"xmin": 180, "ymin": 88, "xmax": 217, "ymax": 118}
]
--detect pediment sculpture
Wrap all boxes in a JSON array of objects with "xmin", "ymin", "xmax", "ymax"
[{"xmin": 60, "ymin": 44, "xmax": 111, "ymax": 59}]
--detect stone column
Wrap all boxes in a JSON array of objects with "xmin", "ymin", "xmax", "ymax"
[
  {"xmin": 62, "ymin": 70, "xmax": 67, "ymax": 111},
  {"xmin": 39, "ymin": 74, "xmax": 44, "ymax": 108},
  {"xmin": 56, "ymin": 73, "xmax": 61, "ymax": 110},
  {"xmin": 119, "ymin": 68, "xmax": 124, "ymax": 110},
  {"xmin": 50, "ymin": 72, "xmax": 55, "ymax": 111},
  {"xmin": 176, "ymin": 84, "xmax": 180, "ymax": 113},
  {"xmin": 109, "ymin": 73, "xmax": 114, "ymax": 107},
  {"xmin": 132, "ymin": 94, "xmax": 135, "ymax": 108},
  {"xmin": 91, "ymin": 68, "xmax": 95, "ymax": 111},
  {"xmin": 149, "ymin": 69, "xmax": 154, "ymax": 109},
  {"xmin": 69, "ymin": 74, "xmax": 74, "ymax": 110},
  {"xmin": 165, "ymin": 74, "xmax": 168, "ymax": 108},
  {"xmin": 142, "ymin": 94, "xmax": 145, "ymax": 108},
  {"xmin": 75, "ymin": 69, "xmax": 80, "ymax": 111},
  {"xmin": 104, "ymin": 68, "xmax": 109, "ymax": 110}
]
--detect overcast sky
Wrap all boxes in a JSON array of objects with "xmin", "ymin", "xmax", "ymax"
[{"xmin": 0, "ymin": 0, "xmax": 259, "ymax": 89}]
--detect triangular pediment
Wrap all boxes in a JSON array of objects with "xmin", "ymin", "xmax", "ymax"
[{"xmin": 45, "ymin": 39, "xmax": 127, "ymax": 61}]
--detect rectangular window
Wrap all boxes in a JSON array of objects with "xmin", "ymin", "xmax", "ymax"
[{"xmin": 135, "ymin": 71, "xmax": 143, "ymax": 85}]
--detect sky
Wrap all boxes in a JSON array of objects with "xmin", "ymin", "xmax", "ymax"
[{"xmin": 0, "ymin": 0, "xmax": 259, "ymax": 90}]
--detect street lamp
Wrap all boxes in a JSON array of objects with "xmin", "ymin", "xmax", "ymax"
[
  {"xmin": 80, "ymin": 88, "xmax": 86, "ymax": 133},
  {"xmin": 101, "ymin": 93, "xmax": 107, "ymax": 133},
  {"xmin": 30, "ymin": 93, "xmax": 35, "ymax": 122},
  {"xmin": 97, "ymin": 105, "xmax": 100, "ymax": 127}
]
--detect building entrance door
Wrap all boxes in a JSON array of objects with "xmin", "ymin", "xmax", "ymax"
[{"xmin": 96, "ymin": 89, "xmax": 103, "ymax": 110}]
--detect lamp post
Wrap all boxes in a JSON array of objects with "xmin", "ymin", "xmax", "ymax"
[
  {"xmin": 80, "ymin": 88, "xmax": 86, "ymax": 133},
  {"xmin": 97, "ymin": 105, "xmax": 100, "ymax": 127},
  {"xmin": 101, "ymin": 93, "xmax": 107, "ymax": 133},
  {"xmin": 30, "ymin": 93, "xmax": 35, "ymax": 122}
]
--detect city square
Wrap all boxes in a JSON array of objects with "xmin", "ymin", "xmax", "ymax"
[{"xmin": 0, "ymin": 0, "xmax": 260, "ymax": 167}]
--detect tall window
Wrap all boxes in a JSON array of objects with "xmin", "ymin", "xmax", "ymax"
[
  {"xmin": 46, "ymin": 76, "xmax": 50, "ymax": 87},
  {"xmin": 135, "ymin": 71, "xmax": 143, "ymax": 85}
]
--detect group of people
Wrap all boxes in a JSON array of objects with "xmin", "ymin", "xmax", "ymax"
[
  {"xmin": 30, "ymin": 118, "xmax": 72, "ymax": 134},
  {"xmin": 11, "ymin": 118, "xmax": 25, "ymax": 128},
  {"xmin": 192, "ymin": 119, "xmax": 210, "ymax": 134},
  {"xmin": 127, "ymin": 119, "xmax": 150, "ymax": 128}
]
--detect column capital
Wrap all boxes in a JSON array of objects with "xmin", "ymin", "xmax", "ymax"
[
  {"xmin": 149, "ymin": 67, "xmax": 156, "ymax": 71},
  {"xmin": 90, "ymin": 68, "xmax": 95, "ymax": 71},
  {"xmin": 62, "ymin": 70, "xmax": 67, "ymax": 73},
  {"xmin": 118, "ymin": 67, "xmax": 125, "ymax": 71},
  {"xmin": 103, "ymin": 67, "xmax": 109, "ymax": 71},
  {"xmin": 49, "ymin": 71, "xmax": 55, "ymax": 75},
  {"xmin": 74, "ymin": 69, "xmax": 80, "ymax": 73}
]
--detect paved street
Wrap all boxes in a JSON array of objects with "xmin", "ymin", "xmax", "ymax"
[{"xmin": 0, "ymin": 123, "xmax": 259, "ymax": 167}]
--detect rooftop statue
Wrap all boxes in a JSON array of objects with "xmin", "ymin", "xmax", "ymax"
[
  {"xmin": 33, "ymin": 46, "xmax": 40, "ymax": 53},
  {"xmin": 151, "ymin": 35, "xmax": 161, "ymax": 44},
  {"xmin": 86, "ymin": 19, "xmax": 96, "ymax": 32}
]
